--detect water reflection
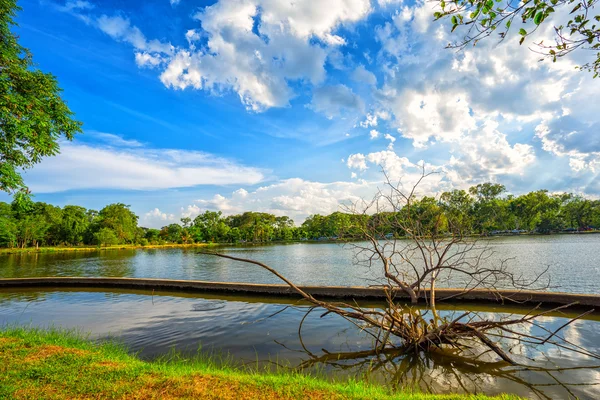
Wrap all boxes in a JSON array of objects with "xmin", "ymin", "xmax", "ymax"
[
  {"xmin": 0, "ymin": 288, "xmax": 599, "ymax": 399},
  {"xmin": 1, "ymin": 235, "xmax": 599, "ymax": 293}
]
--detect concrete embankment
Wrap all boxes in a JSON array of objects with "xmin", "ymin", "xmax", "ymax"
[{"xmin": 0, "ymin": 277, "xmax": 599, "ymax": 308}]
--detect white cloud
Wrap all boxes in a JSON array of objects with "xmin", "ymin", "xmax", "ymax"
[
  {"xmin": 170, "ymin": 0, "xmax": 181, "ymax": 5},
  {"xmin": 23, "ymin": 141, "xmax": 266, "ymax": 193},
  {"xmin": 135, "ymin": 52, "xmax": 164, "ymax": 68},
  {"xmin": 369, "ymin": 129, "xmax": 380, "ymax": 139},
  {"xmin": 446, "ymin": 121, "xmax": 536, "ymax": 183},
  {"xmin": 157, "ymin": 0, "xmax": 372, "ymax": 111},
  {"xmin": 310, "ymin": 84, "xmax": 365, "ymax": 118},
  {"xmin": 351, "ymin": 65, "xmax": 377, "ymax": 85},
  {"xmin": 384, "ymin": 133, "xmax": 395, "ymax": 149},
  {"xmin": 360, "ymin": 113, "xmax": 378, "ymax": 128},
  {"xmin": 383, "ymin": 87, "xmax": 476, "ymax": 148},
  {"xmin": 56, "ymin": 1, "xmax": 95, "ymax": 12},
  {"xmin": 88, "ymin": 131, "xmax": 143, "ymax": 147},
  {"xmin": 97, "ymin": 15, "xmax": 172, "ymax": 54},
  {"xmin": 535, "ymin": 116, "xmax": 600, "ymax": 173},
  {"xmin": 142, "ymin": 208, "xmax": 176, "ymax": 227},
  {"xmin": 346, "ymin": 153, "xmax": 367, "ymax": 170}
]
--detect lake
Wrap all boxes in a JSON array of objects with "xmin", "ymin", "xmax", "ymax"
[
  {"xmin": 1, "ymin": 235, "xmax": 599, "ymax": 293},
  {"xmin": 1, "ymin": 235, "xmax": 600, "ymax": 399}
]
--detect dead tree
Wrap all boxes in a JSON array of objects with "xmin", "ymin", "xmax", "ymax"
[{"xmin": 200, "ymin": 168, "xmax": 596, "ymax": 368}]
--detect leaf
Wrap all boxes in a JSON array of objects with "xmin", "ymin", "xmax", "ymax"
[
  {"xmin": 571, "ymin": 3, "xmax": 582, "ymax": 14},
  {"xmin": 519, "ymin": 28, "xmax": 527, "ymax": 36},
  {"xmin": 534, "ymin": 12, "xmax": 543, "ymax": 25},
  {"xmin": 451, "ymin": 15, "xmax": 458, "ymax": 25},
  {"xmin": 506, "ymin": 20, "xmax": 511, "ymax": 29},
  {"xmin": 519, "ymin": 36, "xmax": 525, "ymax": 45}
]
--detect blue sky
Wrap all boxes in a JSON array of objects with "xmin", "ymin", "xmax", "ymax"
[{"xmin": 5, "ymin": 0, "xmax": 600, "ymax": 227}]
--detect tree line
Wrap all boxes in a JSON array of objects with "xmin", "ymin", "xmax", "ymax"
[{"xmin": 0, "ymin": 182, "xmax": 599, "ymax": 248}]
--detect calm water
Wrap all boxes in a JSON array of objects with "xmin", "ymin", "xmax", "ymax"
[
  {"xmin": 1, "ymin": 236, "xmax": 600, "ymax": 398},
  {"xmin": 1, "ymin": 288, "xmax": 599, "ymax": 399},
  {"xmin": 0, "ymin": 235, "xmax": 599, "ymax": 293}
]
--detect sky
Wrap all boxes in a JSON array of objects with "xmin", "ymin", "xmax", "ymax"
[{"xmin": 5, "ymin": 0, "xmax": 600, "ymax": 227}]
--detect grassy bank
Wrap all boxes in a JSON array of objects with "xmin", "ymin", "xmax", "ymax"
[
  {"xmin": 0, "ymin": 243, "xmax": 215, "ymax": 255},
  {"xmin": 0, "ymin": 327, "xmax": 520, "ymax": 400}
]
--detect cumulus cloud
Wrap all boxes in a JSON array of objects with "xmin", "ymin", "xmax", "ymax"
[
  {"xmin": 135, "ymin": 52, "xmax": 165, "ymax": 68},
  {"xmin": 351, "ymin": 65, "xmax": 377, "ymax": 85},
  {"xmin": 369, "ymin": 129, "xmax": 380, "ymax": 139},
  {"xmin": 142, "ymin": 208, "xmax": 176, "ymax": 227},
  {"xmin": 346, "ymin": 153, "xmax": 367, "ymax": 170},
  {"xmin": 536, "ymin": 116, "xmax": 600, "ymax": 172},
  {"xmin": 384, "ymin": 133, "xmax": 395, "ymax": 149},
  {"xmin": 157, "ymin": 0, "xmax": 372, "ymax": 111},
  {"xmin": 446, "ymin": 121, "xmax": 536, "ymax": 184},
  {"xmin": 23, "ymin": 141, "xmax": 266, "ymax": 192},
  {"xmin": 310, "ymin": 84, "xmax": 365, "ymax": 118}
]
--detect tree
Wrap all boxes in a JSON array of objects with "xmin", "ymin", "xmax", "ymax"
[
  {"xmin": 0, "ymin": 0, "xmax": 82, "ymax": 194},
  {"xmin": 160, "ymin": 223, "xmax": 183, "ymax": 243},
  {"xmin": 440, "ymin": 189, "xmax": 475, "ymax": 234},
  {"xmin": 469, "ymin": 183, "xmax": 507, "ymax": 233},
  {"xmin": 193, "ymin": 211, "xmax": 223, "ymax": 242},
  {"xmin": 95, "ymin": 203, "xmax": 138, "ymax": 244},
  {"xmin": 60, "ymin": 205, "xmax": 89, "ymax": 245},
  {"xmin": 0, "ymin": 201, "xmax": 16, "ymax": 247},
  {"xmin": 94, "ymin": 227, "xmax": 118, "ymax": 247},
  {"xmin": 434, "ymin": 0, "xmax": 600, "ymax": 76}
]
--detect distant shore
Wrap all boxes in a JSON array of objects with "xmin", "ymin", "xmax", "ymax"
[
  {"xmin": 0, "ymin": 243, "xmax": 215, "ymax": 255},
  {"xmin": 0, "ymin": 230, "xmax": 598, "ymax": 255}
]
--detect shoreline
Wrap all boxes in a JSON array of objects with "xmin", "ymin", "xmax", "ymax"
[
  {"xmin": 0, "ymin": 326, "xmax": 517, "ymax": 400},
  {"xmin": 1, "ymin": 231, "xmax": 598, "ymax": 255}
]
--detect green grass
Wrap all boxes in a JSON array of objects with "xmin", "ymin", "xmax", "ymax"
[{"xmin": 0, "ymin": 326, "xmax": 522, "ymax": 400}]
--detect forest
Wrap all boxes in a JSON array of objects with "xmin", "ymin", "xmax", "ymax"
[{"xmin": 1, "ymin": 183, "xmax": 599, "ymax": 248}]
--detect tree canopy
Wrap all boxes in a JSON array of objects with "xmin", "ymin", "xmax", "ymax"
[
  {"xmin": 434, "ymin": 0, "xmax": 600, "ymax": 77},
  {"xmin": 0, "ymin": 0, "xmax": 82, "ymax": 195},
  {"xmin": 1, "ymin": 182, "xmax": 599, "ymax": 249}
]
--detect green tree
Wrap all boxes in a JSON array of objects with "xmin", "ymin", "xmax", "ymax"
[
  {"xmin": 440, "ymin": 189, "xmax": 474, "ymax": 234},
  {"xmin": 434, "ymin": 0, "xmax": 600, "ymax": 76},
  {"xmin": 0, "ymin": 0, "xmax": 82, "ymax": 194},
  {"xmin": 95, "ymin": 203, "xmax": 139, "ymax": 244},
  {"xmin": 160, "ymin": 223, "xmax": 183, "ymax": 243},
  {"xmin": 94, "ymin": 227, "xmax": 118, "ymax": 247},
  {"xmin": 193, "ymin": 211, "xmax": 223, "ymax": 242},
  {"xmin": 469, "ymin": 183, "xmax": 508, "ymax": 233},
  {"xmin": 142, "ymin": 228, "xmax": 159, "ymax": 241},
  {"xmin": 60, "ymin": 205, "xmax": 89, "ymax": 245},
  {"xmin": 32, "ymin": 202, "xmax": 62, "ymax": 245},
  {"xmin": 0, "ymin": 201, "xmax": 16, "ymax": 247}
]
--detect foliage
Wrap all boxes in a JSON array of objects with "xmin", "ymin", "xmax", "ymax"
[
  {"xmin": 94, "ymin": 227, "xmax": 118, "ymax": 247},
  {"xmin": 95, "ymin": 203, "xmax": 138, "ymax": 244},
  {"xmin": 433, "ymin": 0, "xmax": 600, "ymax": 77},
  {"xmin": 0, "ymin": 181, "xmax": 599, "ymax": 249},
  {"xmin": 0, "ymin": 0, "xmax": 82, "ymax": 195}
]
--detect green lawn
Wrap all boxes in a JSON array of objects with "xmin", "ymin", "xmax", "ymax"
[{"xmin": 0, "ymin": 327, "xmax": 521, "ymax": 400}]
